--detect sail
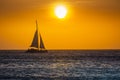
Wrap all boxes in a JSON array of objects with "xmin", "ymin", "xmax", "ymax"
[
  {"xmin": 30, "ymin": 30, "xmax": 38, "ymax": 48},
  {"xmin": 40, "ymin": 34, "xmax": 45, "ymax": 49},
  {"xmin": 27, "ymin": 20, "xmax": 47, "ymax": 52}
]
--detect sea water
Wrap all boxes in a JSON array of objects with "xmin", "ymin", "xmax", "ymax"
[{"xmin": 0, "ymin": 50, "xmax": 120, "ymax": 80}]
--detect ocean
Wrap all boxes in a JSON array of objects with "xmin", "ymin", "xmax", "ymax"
[{"xmin": 0, "ymin": 50, "xmax": 120, "ymax": 80}]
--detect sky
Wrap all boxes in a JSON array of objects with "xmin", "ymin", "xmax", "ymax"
[{"xmin": 0, "ymin": 0, "xmax": 120, "ymax": 50}]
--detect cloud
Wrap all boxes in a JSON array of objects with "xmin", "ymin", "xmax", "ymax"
[
  {"xmin": 0, "ymin": 0, "xmax": 120, "ymax": 14},
  {"xmin": 0, "ymin": 0, "xmax": 53, "ymax": 13},
  {"xmin": 72, "ymin": 0, "xmax": 120, "ymax": 10}
]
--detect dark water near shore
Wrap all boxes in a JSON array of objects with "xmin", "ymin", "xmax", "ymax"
[{"xmin": 0, "ymin": 50, "xmax": 120, "ymax": 80}]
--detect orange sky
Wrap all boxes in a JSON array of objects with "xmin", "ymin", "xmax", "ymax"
[{"xmin": 0, "ymin": 0, "xmax": 120, "ymax": 50}]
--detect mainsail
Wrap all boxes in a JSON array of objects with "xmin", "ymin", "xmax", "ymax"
[{"xmin": 30, "ymin": 30, "xmax": 39, "ymax": 48}]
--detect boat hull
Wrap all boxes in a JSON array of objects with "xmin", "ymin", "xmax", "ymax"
[{"xmin": 26, "ymin": 49, "xmax": 48, "ymax": 53}]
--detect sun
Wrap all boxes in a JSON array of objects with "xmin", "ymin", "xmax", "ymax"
[{"xmin": 55, "ymin": 5, "xmax": 67, "ymax": 19}]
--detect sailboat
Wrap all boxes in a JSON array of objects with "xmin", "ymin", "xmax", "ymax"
[{"xmin": 26, "ymin": 21, "xmax": 48, "ymax": 53}]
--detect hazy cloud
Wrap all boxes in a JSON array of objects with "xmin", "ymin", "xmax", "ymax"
[
  {"xmin": 70, "ymin": 0, "xmax": 120, "ymax": 10},
  {"xmin": 0, "ymin": 0, "xmax": 53, "ymax": 13},
  {"xmin": 0, "ymin": 0, "xmax": 120, "ymax": 13}
]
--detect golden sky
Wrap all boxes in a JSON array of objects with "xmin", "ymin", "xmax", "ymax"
[{"xmin": 0, "ymin": 0, "xmax": 120, "ymax": 50}]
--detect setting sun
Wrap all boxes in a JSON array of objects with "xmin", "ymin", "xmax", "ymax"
[{"xmin": 55, "ymin": 5, "xmax": 67, "ymax": 19}]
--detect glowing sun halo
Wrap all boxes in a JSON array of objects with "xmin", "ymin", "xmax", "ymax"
[{"xmin": 55, "ymin": 5, "xmax": 67, "ymax": 19}]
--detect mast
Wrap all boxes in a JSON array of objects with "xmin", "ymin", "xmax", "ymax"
[{"xmin": 36, "ymin": 20, "xmax": 40, "ymax": 50}]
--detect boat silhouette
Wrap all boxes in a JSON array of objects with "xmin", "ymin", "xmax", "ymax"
[{"xmin": 26, "ymin": 20, "xmax": 48, "ymax": 53}]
